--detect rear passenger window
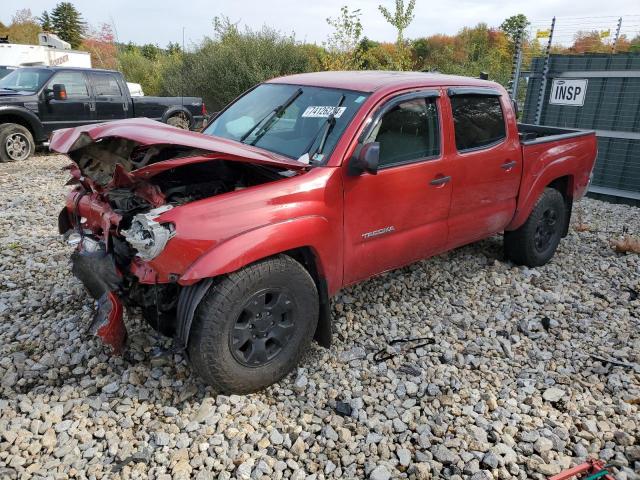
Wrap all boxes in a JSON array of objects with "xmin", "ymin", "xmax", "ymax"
[
  {"xmin": 372, "ymin": 97, "xmax": 439, "ymax": 167},
  {"xmin": 450, "ymin": 95, "xmax": 505, "ymax": 151},
  {"xmin": 91, "ymin": 73, "xmax": 122, "ymax": 96}
]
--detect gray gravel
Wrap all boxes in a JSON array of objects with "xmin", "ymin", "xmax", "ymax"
[{"xmin": 1, "ymin": 154, "xmax": 639, "ymax": 479}]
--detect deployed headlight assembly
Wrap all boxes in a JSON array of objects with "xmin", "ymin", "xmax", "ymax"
[{"xmin": 122, "ymin": 206, "xmax": 175, "ymax": 261}]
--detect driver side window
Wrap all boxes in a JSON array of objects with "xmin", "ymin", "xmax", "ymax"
[
  {"xmin": 370, "ymin": 96, "xmax": 440, "ymax": 168},
  {"xmin": 49, "ymin": 71, "xmax": 89, "ymax": 98}
]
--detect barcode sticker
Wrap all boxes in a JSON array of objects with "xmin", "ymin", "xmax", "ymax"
[{"xmin": 301, "ymin": 106, "xmax": 347, "ymax": 118}]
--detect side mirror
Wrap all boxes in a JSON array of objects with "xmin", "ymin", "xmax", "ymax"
[
  {"xmin": 348, "ymin": 142, "xmax": 380, "ymax": 176},
  {"xmin": 52, "ymin": 84, "xmax": 67, "ymax": 101}
]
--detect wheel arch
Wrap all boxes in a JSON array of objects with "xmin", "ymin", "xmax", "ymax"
[
  {"xmin": 281, "ymin": 246, "xmax": 332, "ymax": 348},
  {"xmin": 161, "ymin": 106, "xmax": 193, "ymax": 127},
  {"xmin": 0, "ymin": 107, "xmax": 46, "ymax": 143},
  {"xmin": 174, "ymin": 217, "xmax": 339, "ymax": 350},
  {"xmin": 507, "ymin": 170, "xmax": 576, "ymax": 232},
  {"xmin": 547, "ymin": 175, "xmax": 574, "ymax": 237}
]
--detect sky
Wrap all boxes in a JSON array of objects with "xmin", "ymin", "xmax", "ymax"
[{"xmin": 3, "ymin": 0, "xmax": 640, "ymax": 47}]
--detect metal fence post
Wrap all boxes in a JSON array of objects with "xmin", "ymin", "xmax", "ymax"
[
  {"xmin": 509, "ymin": 23, "xmax": 525, "ymax": 101},
  {"xmin": 612, "ymin": 17, "xmax": 622, "ymax": 53},
  {"xmin": 534, "ymin": 16, "xmax": 555, "ymax": 125}
]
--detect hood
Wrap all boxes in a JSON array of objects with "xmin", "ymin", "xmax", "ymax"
[
  {"xmin": 0, "ymin": 90, "xmax": 37, "ymax": 100},
  {"xmin": 50, "ymin": 118, "xmax": 307, "ymax": 173}
]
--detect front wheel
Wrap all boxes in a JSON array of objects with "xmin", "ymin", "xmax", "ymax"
[
  {"xmin": 0, "ymin": 123, "xmax": 35, "ymax": 162},
  {"xmin": 188, "ymin": 255, "xmax": 319, "ymax": 394},
  {"xmin": 504, "ymin": 188, "xmax": 567, "ymax": 267}
]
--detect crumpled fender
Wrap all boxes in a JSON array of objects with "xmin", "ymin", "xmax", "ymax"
[{"xmin": 179, "ymin": 215, "xmax": 340, "ymax": 293}]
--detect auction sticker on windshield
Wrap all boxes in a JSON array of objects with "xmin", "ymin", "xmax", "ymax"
[{"xmin": 302, "ymin": 106, "xmax": 347, "ymax": 118}]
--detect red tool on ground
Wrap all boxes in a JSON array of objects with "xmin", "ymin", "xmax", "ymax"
[{"xmin": 548, "ymin": 459, "xmax": 615, "ymax": 480}]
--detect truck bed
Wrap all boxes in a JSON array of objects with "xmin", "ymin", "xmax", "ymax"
[
  {"xmin": 518, "ymin": 123, "xmax": 594, "ymax": 145},
  {"xmin": 515, "ymin": 123, "xmax": 598, "ymax": 215},
  {"xmin": 132, "ymin": 96, "xmax": 202, "ymax": 120}
]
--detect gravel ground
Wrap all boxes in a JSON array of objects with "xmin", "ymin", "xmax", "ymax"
[{"xmin": 1, "ymin": 153, "xmax": 639, "ymax": 480}]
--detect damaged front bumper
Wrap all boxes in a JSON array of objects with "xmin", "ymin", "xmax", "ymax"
[
  {"xmin": 68, "ymin": 233, "xmax": 127, "ymax": 353},
  {"xmin": 89, "ymin": 291, "xmax": 125, "ymax": 354}
]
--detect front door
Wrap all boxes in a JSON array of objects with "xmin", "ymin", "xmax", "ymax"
[
  {"xmin": 88, "ymin": 71, "xmax": 128, "ymax": 121},
  {"xmin": 444, "ymin": 90, "xmax": 522, "ymax": 249},
  {"xmin": 39, "ymin": 70, "xmax": 93, "ymax": 134},
  {"xmin": 343, "ymin": 91, "xmax": 451, "ymax": 285}
]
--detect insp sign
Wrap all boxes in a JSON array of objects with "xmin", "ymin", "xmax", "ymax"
[{"xmin": 549, "ymin": 79, "xmax": 588, "ymax": 106}]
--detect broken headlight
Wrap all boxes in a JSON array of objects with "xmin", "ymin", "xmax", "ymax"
[{"xmin": 121, "ymin": 206, "xmax": 175, "ymax": 261}]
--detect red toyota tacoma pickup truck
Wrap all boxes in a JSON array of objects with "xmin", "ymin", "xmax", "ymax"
[{"xmin": 53, "ymin": 71, "xmax": 597, "ymax": 393}]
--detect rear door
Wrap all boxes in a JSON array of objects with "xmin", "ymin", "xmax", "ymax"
[
  {"xmin": 39, "ymin": 70, "xmax": 92, "ymax": 133},
  {"xmin": 88, "ymin": 71, "xmax": 128, "ymax": 121},
  {"xmin": 342, "ymin": 90, "xmax": 451, "ymax": 285},
  {"xmin": 445, "ymin": 89, "xmax": 522, "ymax": 249}
]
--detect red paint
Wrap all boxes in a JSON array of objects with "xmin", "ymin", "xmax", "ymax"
[
  {"xmin": 92, "ymin": 292, "xmax": 126, "ymax": 354},
  {"xmin": 54, "ymin": 72, "xmax": 597, "ymax": 301}
]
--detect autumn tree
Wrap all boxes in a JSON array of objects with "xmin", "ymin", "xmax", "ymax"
[
  {"xmin": 0, "ymin": 9, "xmax": 41, "ymax": 44},
  {"xmin": 570, "ymin": 31, "xmax": 608, "ymax": 53},
  {"xmin": 82, "ymin": 23, "xmax": 117, "ymax": 69},
  {"xmin": 51, "ymin": 2, "xmax": 86, "ymax": 49}
]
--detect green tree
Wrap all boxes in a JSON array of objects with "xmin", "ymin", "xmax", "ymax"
[
  {"xmin": 140, "ymin": 43, "xmax": 161, "ymax": 60},
  {"xmin": 166, "ymin": 42, "xmax": 182, "ymax": 55},
  {"xmin": 378, "ymin": 0, "xmax": 416, "ymax": 47},
  {"xmin": 322, "ymin": 6, "xmax": 363, "ymax": 70},
  {"xmin": 499, "ymin": 14, "xmax": 529, "ymax": 43},
  {"xmin": 50, "ymin": 2, "xmax": 86, "ymax": 49},
  {"xmin": 160, "ymin": 19, "xmax": 314, "ymax": 110},
  {"xmin": 39, "ymin": 11, "xmax": 53, "ymax": 31}
]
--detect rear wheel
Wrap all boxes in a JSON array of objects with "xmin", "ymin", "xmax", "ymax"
[
  {"xmin": 0, "ymin": 123, "xmax": 35, "ymax": 162},
  {"xmin": 504, "ymin": 188, "xmax": 566, "ymax": 267},
  {"xmin": 188, "ymin": 255, "xmax": 319, "ymax": 393},
  {"xmin": 167, "ymin": 113, "xmax": 190, "ymax": 130}
]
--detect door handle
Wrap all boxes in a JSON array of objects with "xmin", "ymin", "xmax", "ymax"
[
  {"xmin": 501, "ymin": 160, "xmax": 517, "ymax": 170},
  {"xmin": 430, "ymin": 175, "xmax": 451, "ymax": 186}
]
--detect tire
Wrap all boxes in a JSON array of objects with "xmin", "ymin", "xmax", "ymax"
[
  {"xmin": 166, "ymin": 114, "xmax": 190, "ymax": 130},
  {"xmin": 504, "ymin": 188, "xmax": 567, "ymax": 267},
  {"xmin": 0, "ymin": 123, "xmax": 35, "ymax": 162},
  {"xmin": 188, "ymin": 255, "xmax": 319, "ymax": 394}
]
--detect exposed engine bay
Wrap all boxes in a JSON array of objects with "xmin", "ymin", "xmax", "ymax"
[{"xmin": 70, "ymin": 138, "xmax": 293, "ymax": 219}]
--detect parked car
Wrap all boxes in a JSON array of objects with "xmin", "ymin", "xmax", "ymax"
[
  {"xmin": 0, "ymin": 66, "xmax": 206, "ymax": 162},
  {"xmin": 53, "ymin": 71, "xmax": 597, "ymax": 393}
]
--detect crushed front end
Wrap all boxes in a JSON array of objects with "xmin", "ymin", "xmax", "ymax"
[{"xmin": 53, "ymin": 119, "xmax": 305, "ymax": 353}]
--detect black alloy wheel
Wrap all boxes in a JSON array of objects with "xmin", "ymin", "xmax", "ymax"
[{"xmin": 230, "ymin": 288, "xmax": 297, "ymax": 367}]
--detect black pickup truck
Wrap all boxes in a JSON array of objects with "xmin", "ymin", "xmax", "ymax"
[{"xmin": 0, "ymin": 66, "xmax": 206, "ymax": 162}]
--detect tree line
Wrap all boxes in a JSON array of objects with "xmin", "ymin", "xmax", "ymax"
[{"xmin": 1, "ymin": 2, "xmax": 639, "ymax": 111}]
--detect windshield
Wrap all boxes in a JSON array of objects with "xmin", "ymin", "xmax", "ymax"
[
  {"xmin": 204, "ymin": 84, "xmax": 368, "ymax": 164},
  {"xmin": 0, "ymin": 68, "xmax": 52, "ymax": 92}
]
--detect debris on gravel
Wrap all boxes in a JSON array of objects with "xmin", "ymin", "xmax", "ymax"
[{"xmin": 1, "ymin": 154, "xmax": 639, "ymax": 479}]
